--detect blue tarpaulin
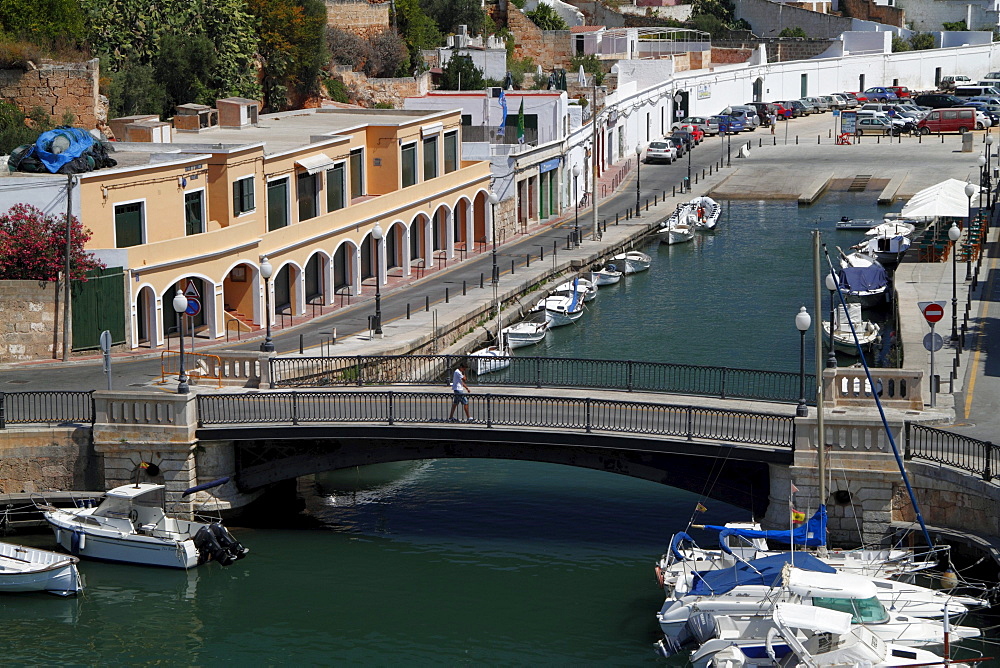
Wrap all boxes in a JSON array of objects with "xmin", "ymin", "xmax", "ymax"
[
  {"xmin": 704, "ymin": 506, "xmax": 828, "ymax": 548},
  {"xmin": 838, "ymin": 265, "xmax": 887, "ymax": 294},
  {"xmin": 34, "ymin": 127, "xmax": 95, "ymax": 173},
  {"xmin": 689, "ymin": 552, "xmax": 835, "ymax": 597}
]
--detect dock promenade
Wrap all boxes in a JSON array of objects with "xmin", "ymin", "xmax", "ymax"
[{"xmin": 1, "ymin": 113, "xmax": 997, "ymax": 440}]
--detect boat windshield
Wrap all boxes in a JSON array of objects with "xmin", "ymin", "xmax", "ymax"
[
  {"xmin": 811, "ymin": 596, "xmax": 889, "ymax": 624},
  {"xmin": 93, "ymin": 496, "xmax": 132, "ymax": 519}
]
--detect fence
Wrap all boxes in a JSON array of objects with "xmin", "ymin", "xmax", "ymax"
[
  {"xmin": 0, "ymin": 391, "xmax": 94, "ymax": 428},
  {"xmin": 196, "ymin": 391, "xmax": 796, "ymax": 447},
  {"xmin": 906, "ymin": 423, "xmax": 998, "ymax": 481},
  {"xmin": 268, "ymin": 354, "xmax": 817, "ymax": 404}
]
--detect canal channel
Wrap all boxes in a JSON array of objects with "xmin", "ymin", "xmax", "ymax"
[{"xmin": 12, "ymin": 192, "xmax": 970, "ymax": 665}]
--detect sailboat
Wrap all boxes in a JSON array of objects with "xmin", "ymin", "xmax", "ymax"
[{"xmin": 469, "ymin": 274, "xmax": 512, "ymax": 374}]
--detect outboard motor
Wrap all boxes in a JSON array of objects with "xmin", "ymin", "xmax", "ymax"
[
  {"xmin": 193, "ymin": 525, "xmax": 228, "ymax": 565},
  {"xmin": 653, "ymin": 636, "xmax": 684, "ymax": 659},
  {"xmin": 209, "ymin": 523, "xmax": 249, "ymax": 562},
  {"xmin": 686, "ymin": 612, "xmax": 719, "ymax": 645}
]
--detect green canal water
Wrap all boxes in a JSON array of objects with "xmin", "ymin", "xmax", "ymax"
[{"xmin": 12, "ymin": 194, "xmax": 984, "ymax": 666}]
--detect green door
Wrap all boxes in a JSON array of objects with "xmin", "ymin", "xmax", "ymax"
[{"xmin": 71, "ymin": 267, "xmax": 126, "ymax": 351}]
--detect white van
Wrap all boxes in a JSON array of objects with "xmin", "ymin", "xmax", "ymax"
[{"xmin": 954, "ymin": 85, "xmax": 1000, "ymax": 98}]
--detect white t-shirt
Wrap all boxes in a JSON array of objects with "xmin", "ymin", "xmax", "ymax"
[{"xmin": 452, "ymin": 368, "xmax": 466, "ymax": 392}]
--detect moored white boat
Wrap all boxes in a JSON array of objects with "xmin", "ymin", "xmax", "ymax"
[
  {"xmin": 837, "ymin": 251, "xmax": 890, "ymax": 306},
  {"xmin": 587, "ymin": 263, "xmax": 622, "ymax": 286},
  {"xmin": 822, "ymin": 302, "xmax": 881, "ymax": 355},
  {"xmin": 0, "ymin": 541, "xmax": 83, "ymax": 596},
  {"xmin": 858, "ymin": 232, "xmax": 912, "ymax": 265},
  {"xmin": 501, "ymin": 317, "xmax": 549, "ymax": 349},
  {"xmin": 41, "ymin": 482, "xmax": 248, "ymax": 569},
  {"xmin": 533, "ymin": 292, "xmax": 584, "ymax": 327},
  {"xmin": 470, "ymin": 276, "xmax": 513, "ymax": 373},
  {"xmin": 688, "ymin": 196, "xmax": 721, "ymax": 230},
  {"xmin": 611, "ymin": 251, "xmax": 652, "ymax": 274},
  {"xmin": 836, "ymin": 216, "xmax": 878, "ymax": 230},
  {"xmin": 657, "ymin": 205, "xmax": 695, "ymax": 245},
  {"xmin": 553, "ymin": 277, "xmax": 598, "ymax": 302}
]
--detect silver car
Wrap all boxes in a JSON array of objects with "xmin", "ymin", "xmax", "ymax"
[
  {"xmin": 802, "ymin": 96, "xmax": 829, "ymax": 112},
  {"xmin": 819, "ymin": 95, "xmax": 841, "ymax": 110},
  {"xmin": 644, "ymin": 140, "xmax": 677, "ymax": 164},
  {"xmin": 729, "ymin": 105, "xmax": 761, "ymax": 128},
  {"xmin": 671, "ymin": 116, "xmax": 720, "ymax": 136}
]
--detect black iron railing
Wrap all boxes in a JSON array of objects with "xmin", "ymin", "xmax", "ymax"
[
  {"xmin": 0, "ymin": 391, "xmax": 94, "ymax": 428},
  {"xmin": 906, "ymin": 423, "xmax": 998, "ymax": 481},
  {"xmin": 269, "ymin": 355, "xmax": 816, "ymax": 404},
  {"xmin": 197, "ymin": 391, "xmax": 796, "ymax": 448}
]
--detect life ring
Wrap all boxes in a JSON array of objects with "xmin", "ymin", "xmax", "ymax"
[
  {"xmin": 654, "ymin": 565, "xmax": 665, "ymax": 589},
  {"xmin": 128, "ymin": 509, "xmax": 139, "ymax": 524}
]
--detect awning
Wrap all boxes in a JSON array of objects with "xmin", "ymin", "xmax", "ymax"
[
  {"xmin": 900, "ymin": 178, "xmax": 979, "ymax": 218},
  {"xmin": 296, "ymin": 153, "xmax": 335, "ymax": 175}
]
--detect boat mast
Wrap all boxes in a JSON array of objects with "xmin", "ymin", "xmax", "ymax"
[{"xmin": 813, "ymin": 230, "xmax": 828, "ymax": 555}]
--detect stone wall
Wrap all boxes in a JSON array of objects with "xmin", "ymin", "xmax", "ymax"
[
  {"xmin": 332, "ymin": 66, "xmax": 431, "ymax": 108},
  {"xmin": 0, "ymin": 59, "xmax": 106, "ymax": 130},
  {"xmin": 714, "ymin": 38, "xmax": 837, "ymax": 63},
  {"xmin": 0, "ymin": 428, "xmax": 97, "ymax": 494},
  {"xmin": 0, "ymin": 280, "xmax": 66, "ymax": 363},
  {"xmin": 711, "ymin": 47, "xmax": 754, "ymax": 65},
  {"xmin": 507, "ymin": 8, "xmax": 573, "ymax": 69},
  {"xmin": 324, "ymin": 0, "xmax": 390, "ymax": 36},
  {"xmin": 842, "ymin": 0, "xmax": 905, "ymax": 27}
]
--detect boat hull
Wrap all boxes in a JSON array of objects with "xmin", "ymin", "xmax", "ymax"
[
  {"xmin": 0, "ymin": 542, "xmax": 82, "ymax": 596},
  {"xmin": 46, "ymin": 512, "xmax": 201, "ymax": 569},
  {"xmin": 588, "ymin": 270, "xmax": 621, "ymax": 286},
  {"xmin": 469, "ymin": 350, "xmax": 512, "ymax": 374}
]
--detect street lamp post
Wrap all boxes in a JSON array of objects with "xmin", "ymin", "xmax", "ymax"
[
  {"xmin": 172, "ymin": 289, "xmax": 189, "ymax": 394},
  {"xmin": 259, "ymin": 257, "xmax": 274, "ymax": 353},
  {"xmin": 686, "ymin": 137, "xmax": 692, "ymax": 192},
  {"xmin": 825, "ymin": 272, "xmax": 838, "ymax": 368},
  {"xmin": 978, "ymin": 155, "xmax": 987, "ymax": 211},
  {"xmin": 986, "ymin": 135, "xmax": 995, "ymax": 212},
  {"xmin": 372, "ymin": 223, "xmax": 384, "ymax": 336},
  {"xmin": 488, "ymin": 191, "xmax": 499, "ymax": 282},
  {"xmin": 724, "ymin": 107, "xmax": 733, "ymax": 167},
  {"xmin": 635, "ymin": 144, "xmax": 642, "ymax": 216},
  {"xmin": 572, "ymin": 166, "xmax": 580, "ymax": 246},
  {"xmin": 949, "ymin": 221, "xmax": 961, "ymax": 341},
  {"xmin": 796, "ymin": 306, "xmax": 811, "ymax": 417},
  {"xmin": 965, "ymin": 181, "xmax": 976, "ymax": 282}
]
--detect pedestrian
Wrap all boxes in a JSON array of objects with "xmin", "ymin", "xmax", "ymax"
[
  {"xmin": 448, "ymin": 361, "xmax": 471, "ymax": 422},
  {"xmin": 770, "ymin": 112, "xmax": 777, "ymax": 134}
]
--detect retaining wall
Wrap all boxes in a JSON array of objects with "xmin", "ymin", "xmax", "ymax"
[
  {"xmin": 0, "ymin": 280, "xmax": 66, "ymax": 363},
  {"xmin": 0, "ymin": 59, "xmax": 105, "ymax": 129}
]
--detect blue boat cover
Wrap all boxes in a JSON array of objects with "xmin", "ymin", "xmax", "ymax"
[
  {"xmin": 689, "ymin": 551, "xmax": 835, "ymax": 597},
  {"xmin": 705, "ymin": 506, "xmax": 828, "ymax": 548},
  {"xmin": 838, "ymin": 265, "xmax": 887, "ymax": 294}
]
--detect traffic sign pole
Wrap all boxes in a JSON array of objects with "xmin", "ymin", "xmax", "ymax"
[{"xmin": 930, "ymin": 323, "xmax": 936, "ymax": 408}]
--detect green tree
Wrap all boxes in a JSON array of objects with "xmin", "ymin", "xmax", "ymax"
[
  {"xmin": 909, "ymin": 32, "xmax": 935, "ymax": 50},
  {"xmin": 942, "ymin": 20, "xmax": 967, "ymax": 31},
  {"xmin": 569, "ymin": 54, "xmax": 603, "ymax": 86},
  {"xmin": 0, "ymin": 0, "xmax": 87, "ymax": 48},
  {"xmin": 525, "ymin": 3, "xmax": 568, "ymax": 30},
  {"xmin": 422, "ymin": 0, "xmax": 487, "ymax": 35},
  {"xmin": 438, "ymin": 54, "xmax": 484, "ymax": 90},
  {"xmin": 393, "ymin": 0, "xmax": 441, "ymax": 72},
  {"xmin": 249, "ymin": 0, "xmax": 328, "ymax": 110},
  {"xmin": 325, "ymin": 78, "xmax": 350, "ymax": 103},
  {"xmin": 778, "ymin": 27, "xmax": 807, "ymax": 37},
  {"xmin": 107, "ymin": 65, "xmax": 166, "ymax": 119},
  {"xmin": 891, "ymin": 35, "xmax": 911, "ymax": 52},
  {"xmin": 155, "ymin": 33, "xmax": 217, "ymax": 116}
]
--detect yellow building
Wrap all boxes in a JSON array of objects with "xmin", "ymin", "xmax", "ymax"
[{"xmin": 79, "ymin": 103, "xmax": 491, "ymax": 348}]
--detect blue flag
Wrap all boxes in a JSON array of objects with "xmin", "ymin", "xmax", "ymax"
[{"xmin": 498, "ymin": 89, "xmax": 507, "ymax": 136}]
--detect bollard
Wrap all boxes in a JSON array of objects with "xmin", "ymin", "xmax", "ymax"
[
  {"xmin": 795, "ymin": 136, "xmax": 798, "ymax": 145},
  {"xmin": 695, "ymin": 173, "xmax": 698, "ymax": 184},
  {"xmin": 539, "ymin": 246, "xmax": 544, "ymax": 261},
  {"xmin": 425, "ymin": 295, "xmax": 430, "ymax": 312},
  {"xmin": 480, "ymin": 273, "xmax": 484, "ymax": 289},
  {"xmin": 462, "ymin": 280, "xmax": 466, "ymax": 296},
  {"xmin": 445, "ymin": 287, "xmax": 449, "ymax": 303},
  {"xmin": 702, "ymin": 169, "xmax": 705, "ymax": 179},
  {"xmin": 941, "ymin": 132, "xmax": 944, "ymax": 143},
  {"xmin": 918, "ymin": 132, "xmax": 921, "ymax": 144},
  {"xmin": 654, "ymin": 194, "xmax": 658, "ymax": 206},
  {"xmin": 662, "ymin": 189, "xmax": 666, "ymax": 200},
  {"xmin": 818, "ymin": 135, "xmax": 820, "ymax": 145},
  {"xmin": 511, "ymin": 259, "xmax": 515, "ymax": 275},
  {"xmin": 759, "ymin": 138, "xmax": 762, "ymax": 148},
  {"xmin": 553, "ymin": 240, "xmax": 557, "ymax": 257},
  {"xmin": 709, "ymin": 165, "xmax": 713, "ymax": 175},
  {"xmin": 672, "ymin": 185, "xmax": 676, "ymax": 197},
  {"xmin": 646, "ymin": 198, "xmax": 649, "ymax": 212},
  {"xmin": 772, "ymin": 137, "xmax": 776, "ymax": 146},
  {"xmin": 616, "ymin": 212, "xmax": 620, "ymax": 225},
  {"xmin": 828, "ymin": 129, "xmax": 832, "ymax": 139},
  {"xmin": 877, "ymin": 135, "xmax": 880, "ymax": 144},
  {"xmin": 299, "ymin": 334, "xmax": 304, "ymax": 355},
  {"xmin": 526, "ymin": 253, "xmax": 530, "ymax": 268},
  {"xmin": 406, "ymin": 303, "xmax": 411, "ymax": 320}
]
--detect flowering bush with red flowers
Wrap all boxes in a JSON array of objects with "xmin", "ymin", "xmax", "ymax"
[{"xmin": 0, "ymin": 203, "xmax": 103, "ymax": 281}]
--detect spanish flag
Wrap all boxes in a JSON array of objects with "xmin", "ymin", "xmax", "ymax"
[
  {"xmin": 140, "ymin": 462, "xmax": 150, "ymax": 469},
  {"xmin": 791, "ymin": 508, "xmax": 806, "ymax": 523},
  {"xmin": 695, "ymin": 503, "xmax": 708, "ymax": 513}
]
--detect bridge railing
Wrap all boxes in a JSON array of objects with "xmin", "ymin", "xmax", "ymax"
[
  {"xmin": 196, "ymin": 390, "xmax": 796, "ymax": 448},
  {"xmin": 906, "ymin": 423, "xmax": 998, "ymax": 481},
  {"xmin": 0, "ymin": 390, "xmax": 94, "ymax": 428},
  {"xmin": 268, "ymin": 355, "xmax": 817, "ymax": 404}
]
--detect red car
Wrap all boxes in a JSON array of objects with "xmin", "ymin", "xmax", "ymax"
[
  {"xmin": 771, "ymin": 102, "xmax": 795, "ymax": 119},
  {"xmin": 846, "ymin": 91, "xmax": 869, "ymax": 103},
  {"xmin": 676, "ymin": 124, "xmax": 705, "ymax": 143},
  {"xmin": 888, "ymin": 86, "xmax": 912, "ymax": 99}
]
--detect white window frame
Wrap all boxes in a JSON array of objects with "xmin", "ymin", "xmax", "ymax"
[
  {"xmin": 184, "ymin": 187, "xmax": 207, "ymax": 236},
  {"xmin": 233, "ymin": 175, "xmax": 256, "ymax": 217},
  {"xmin": 401, "ymin": 142, "xmax": 418, "ymax": 188}
]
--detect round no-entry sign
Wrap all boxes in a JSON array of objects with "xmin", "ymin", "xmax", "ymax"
[{"xmin": 922, "ymin": 303, "xmax": 944, "ymax": 323}]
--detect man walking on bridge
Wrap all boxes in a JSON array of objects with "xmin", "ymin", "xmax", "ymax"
[{"xmin": 448, "ymin": 362, "xmax": 472, "ymax": 422}]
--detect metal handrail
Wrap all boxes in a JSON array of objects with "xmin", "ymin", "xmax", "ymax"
[
  {"xmin": 196, "ymin": 391, "xmax": 796, "ymax": 448},
  {"xmin": 0, "ymin": 390, "xmax": 94, "ymax": 428},
  {"xmin": 268, "ymin": 354, "xmax": 816, "ymax": 404},
  {"xmin": 224, "ymin": 313, "xmax": 252, "ymax": 342},
  {"xmin": 906, "ymin": 422, "xmax": 997, "ymax": 481}
]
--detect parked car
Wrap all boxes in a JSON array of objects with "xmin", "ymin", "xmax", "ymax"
[
  {"xmin": 825, "ymin": 94, "xmax": 847, "ymax": 110},
  {"xmin": 671, "ymin": 116, "xmax": 719, "ymax": 136},
  {"xmin": 730, "ymin": 105, "xmax": 761, "ymax": 128},
  {"xmin": 974, "ymin": 109, "xmax": 994, "ymax": 129},
  {"xmin": 854, "ymin": 116, "xmax": 893, "ymax": 135},
  {"xmin": 786, "ymin": 99, "xmax": 810, "ymax": 116},
  {"xmin": 916, "ymin": 107, "xmax": 977, "ymax": 134},
  {"xmin": 746, "ymin": 102, "xmax": 778, "ymax": 124},
  {"xmin": 818, "ymin": 95, "xmax": 840, "ymax": 110},
  {"xmin": 723, "ymin": 108, "xmax": 757, "ymax": 130},
  {"xmin": 840, "ymin": 92, "xmax": 860, "ymax": 108},
  {"xmin": 802, "ymin": 96, "xmax": 828, "ymax": 112},
  {"xmin": 954, "ymin": 85, "xmax": 1000, "ymax": 98},
  {"xmin": 797, "ymin": 98, "xmax": 819, "ymax": 115},
  {"xmin": 913, "ymin": 93, "xmax": 966, "ymax": 109},
  {"xmin": 887, "ymin": 86, "xmax": 912, "ymax": 99},
  {"xmin": 969, "ymin": 95, "xmax": 1000, "ymax": 107},
  {"xmin": 940, "ymin": 75, "xmax": 972, "ymax": 90},
  {"xmin": 666, "ymin": 135, "xmax": 686, "ymax": 158},
  {"xmin": 671, "ymin": 130, "xmax": 696, "ymax": 152},
  {"xmin": 964, "ymin": 101, "xmax": 998, "ymax": 126},
  {"xmin": 846, "ymin": 92, "xmax": 869, "ymax": 103},
  {"xmin": 643, "ymin": 140, "xmax": 677, "ymax": 164},
  {"xmin": 675, "ymin": 124, "xmax": 705, "ymax": 143},
  {"xmin": 712, "ymin": 114, "xmax": 745, "ymax": 133},
  {"xmin": 770, "ymin": 101, "xmax": 797, "ymax": 118},
  {"xmin": 857, "ymin": 109, "xmax": 909, "ymax": 132},
  {"xmin": 863, "ymin": 87, "xmax": 899, "ymax": 102}
]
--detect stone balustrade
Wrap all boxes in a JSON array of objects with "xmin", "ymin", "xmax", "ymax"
[
  {"xmin": 823, "ymin": 368, "xmax": 924, "ymax": 411},
  {"xmin": 203, "ymin": 350, "xmax": 269, "ymax": 388}
]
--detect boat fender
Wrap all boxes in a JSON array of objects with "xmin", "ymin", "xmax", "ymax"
[
  {"xmin": 940, "ymin": 568, "xmax": 959, "ymax": 590},
  {"xmin": 686, "ymin": 612, "xmax": 719, "ymax": 645},
  {"xmin": 653, "ymin": 636, "xmax": 683, "ymax": 659},
  {"xmin": 209, "ymin": 523, "xmax": 249, "ymax": 562},
  {"xmin": 55, "ymin": 528, "xmax": 62, "ymax": 544},
  {"xmin": 654, "ymin": 565, "xmax": 664, "ymax": 589}
]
